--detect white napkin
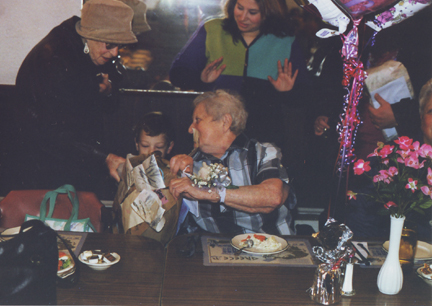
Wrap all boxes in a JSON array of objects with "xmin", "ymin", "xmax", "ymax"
[{"xmin": 369, "ymin": 77, "xmax": 412, "ymax": 141}]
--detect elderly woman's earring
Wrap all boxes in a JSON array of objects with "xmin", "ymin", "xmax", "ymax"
[{"xmin": 83, "ymin": 42, "xmax": 90, "ymax": 54}]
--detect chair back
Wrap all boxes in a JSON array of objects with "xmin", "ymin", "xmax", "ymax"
[{"xmin": 0, "ymin": 189, "xmax": 104, "ymax": 232}]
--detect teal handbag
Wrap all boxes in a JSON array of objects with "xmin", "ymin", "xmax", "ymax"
[{"xmin": 25, "ymin": 184, "xmax": 96, "ymax": 232}]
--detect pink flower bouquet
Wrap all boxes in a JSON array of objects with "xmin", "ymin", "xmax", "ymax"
[{"xmin": 347, "ymin": 136, "xmax": 432, "ymax": 218}]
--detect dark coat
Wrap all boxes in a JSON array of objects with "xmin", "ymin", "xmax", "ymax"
[{"xmin": 13, "ymin": 16, "xmax": 121, "ymax": 192}]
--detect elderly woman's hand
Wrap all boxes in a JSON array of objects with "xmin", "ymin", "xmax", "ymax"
[
  {"xmin": 268, "ymin": 59, "xmax": 298, "ymax": 92},
  {"xmin": 98, "ymin": 73, "xmax": 112, "ymax": 96},
  {"xmin": 201, "ymin": 57, "xmax": 226, "ymax": 84},
  {"xmin": 169, "ymin": 154, "xmax": 194, "ymax": 176},
  {"xmin": 106, "ymin": 153, "xmax": 126, "ymax": 182},
  {"xmin": 169, "ymin": 177, "xmax": 220, "ymax": 202}
]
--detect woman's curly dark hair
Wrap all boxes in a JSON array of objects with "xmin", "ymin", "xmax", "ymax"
[{"xmin": 221, "ymin": 0, "xmax": 296, "ymax": 44}]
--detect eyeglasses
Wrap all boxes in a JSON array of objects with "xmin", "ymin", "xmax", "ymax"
[{"xmin": 105, "ymin": 43, "xmax": 125, "ymax": 50}]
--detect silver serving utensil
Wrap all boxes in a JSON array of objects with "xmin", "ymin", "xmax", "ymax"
[{"xmin": 234, "ymin": 239, "xmax": 254, "ymax": 256}]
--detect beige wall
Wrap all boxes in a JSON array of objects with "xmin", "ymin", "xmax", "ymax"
[{"xmin": 0, "ymin": 0, "xmax": 82, "ymax": 85}]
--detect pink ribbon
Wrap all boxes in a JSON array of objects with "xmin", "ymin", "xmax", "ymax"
[{"xmin": 336, "ymin": 18, "xmax": 366, "ymax": 173}]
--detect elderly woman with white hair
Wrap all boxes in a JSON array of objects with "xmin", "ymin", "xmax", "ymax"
[
  {"xmin": 12, "ymin": 0, "xmax": 150, "ymax": 195},
  {"xmin": 169, "ymin": 89, "xmax": 296, "ymax": 235}
]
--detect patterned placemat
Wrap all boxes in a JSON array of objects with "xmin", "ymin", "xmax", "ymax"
[
  {"xmin": 202, "ymin": 236, "xmax": 317, "ymax": 267},
  {"xmin": 58, "ymin": 231, "xmax": 88, "ymax": 256}
]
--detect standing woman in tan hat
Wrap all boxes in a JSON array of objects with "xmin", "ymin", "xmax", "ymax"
[{"xmin": 12, "ymin": 0, "xmax": 149, "ymax": 197}]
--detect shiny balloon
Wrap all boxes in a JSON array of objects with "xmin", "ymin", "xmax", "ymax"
[
  {"xmin": 365, "ymin": 0, "xmax": 432, "ymax": 31},
  {"xmin": 332, "ymin": 0, "xmax": 399, "ymax": 19}
]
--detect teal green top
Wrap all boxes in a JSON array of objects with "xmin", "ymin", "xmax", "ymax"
[{"xmin": 204, "ymin": 19, "xmax": 294, "ymax": 80}]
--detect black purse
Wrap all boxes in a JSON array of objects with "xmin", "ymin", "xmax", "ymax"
[{"xmin": 0, "ymin": 219, "xmax": 76, "ymax": 305}]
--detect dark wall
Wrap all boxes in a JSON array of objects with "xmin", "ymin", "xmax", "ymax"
[
  {"xmin": 0, "ymin": 85, "xmax": 17, "ymax": 195},
  {"xmin": 104, "ymin": 90, "xmax": 197, "ymax": 158},
  {"xmin": 0, "ymin": 86, "xmax": 197, "ymax": 197}
]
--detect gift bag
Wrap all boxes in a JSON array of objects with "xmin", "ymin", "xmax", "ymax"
[
  {"xmin": 113, "ymin": 153, "xmax": 182, "ymax": 245},
  {"xmin": 365, "ymin": 60, "xmax": 414, "ymax": 141},
  {"xmin": 0, "ymin": 219, "xmax": 58, "ymax": 305},
  {"xmin": 24, "ymin": 184, "xmax": 97, "ymax": 232}
]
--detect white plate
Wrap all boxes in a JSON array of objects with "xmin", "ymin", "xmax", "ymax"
[
  {"xmin": 383, "ymin": 240, "xmax": 432, "ymax": 261},
  {"xmin": 79, "ymin": 251, "xmax": 120, "ymax": 271},
  {"xmin": 231, "ymin": 234, "xmax": 288, "ymax": 255},
  {"xmin": 58, "ymin": 250, "xmax": 76, "ymax": 278}
]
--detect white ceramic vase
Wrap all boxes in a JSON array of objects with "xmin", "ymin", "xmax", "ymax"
[{"xmin": 377, "ymin": 215, "xmax": 405, "ymax": 295}]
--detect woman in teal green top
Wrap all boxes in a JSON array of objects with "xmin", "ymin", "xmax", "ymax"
[{"xmin": 169, "ymin": 0, "xmax": 311, "ymax": 155}]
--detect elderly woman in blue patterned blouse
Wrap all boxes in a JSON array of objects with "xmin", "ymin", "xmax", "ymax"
[{"xmin": 169, "ymin": 90, "xmax": 296, "ymax": 235}]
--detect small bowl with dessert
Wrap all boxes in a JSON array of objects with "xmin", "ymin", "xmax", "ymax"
[
  {"xmin": 417, "ymin": 263, "xmax": 432, "ymax": 285},
  {"xmin": 79, "ymin": 250, "xmax": 120, "ymax": 271}
]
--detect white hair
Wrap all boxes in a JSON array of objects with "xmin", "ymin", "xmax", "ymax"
[{"xmin": 419, "ymin": 78, "xmax": 432, "ymax": 117}]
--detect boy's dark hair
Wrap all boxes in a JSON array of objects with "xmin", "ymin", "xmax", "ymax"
[{"xmin": 133, "ymin": 112, "xmax": 175, "ymax": 144}]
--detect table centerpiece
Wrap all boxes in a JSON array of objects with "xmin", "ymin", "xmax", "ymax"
[{"xmin": 347, "ymin": 136, "xmax": 432, "ymax": 294}]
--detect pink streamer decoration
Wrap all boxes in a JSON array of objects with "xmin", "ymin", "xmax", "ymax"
[{"xmin": 336, "ymin": 19, "xmax": 367, "ymax": 173}]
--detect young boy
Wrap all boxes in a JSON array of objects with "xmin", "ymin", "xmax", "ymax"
[{"xmin": 133, "ymin": 112, "xmax": 175, "ymax": 159}]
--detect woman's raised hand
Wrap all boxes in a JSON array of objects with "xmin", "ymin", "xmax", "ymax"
[
  {"xmin": 201, "ymin": 57, "xmax": 226, "ymax": 83},
  {"xmin": 268, "ymin": 59, "xmax": 298, "ymax": 92}
]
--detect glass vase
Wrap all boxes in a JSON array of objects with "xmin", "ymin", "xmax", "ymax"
[{"xmin": 377, "ymin": 215, "xmax": 405, "ymax": 295}]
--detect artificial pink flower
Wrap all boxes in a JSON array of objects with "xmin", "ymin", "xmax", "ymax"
[
  {"xmin": 395, "ymin": 136, "xmax": 413, "ymax": 150},
  {"xmin": 378, "ymin": 145, "xmax": 394, "ymax": 158},
  {"xmin": 367, "ymin": 148, "xmax": 379, "ymax": 158},
  {"xmin": 383, "ymin": 177, "xmax": 393, "ymax": 184},
  {"xmin": 387, "ymin": 166, "xmax": 398, "ymax": 176},
  {"xmin": 418, "ymin": 144, "xmax": 432, "ymax": 159},
  {"xmin": 396, "ymin": 149, "xmax": 411, "ymax": 160},
  {"xmin": 353, "ymin": 159, "xmax": 371, "ymax": 175},
  {"xmin": 373, "ymin": 170, "xmax": 392, "ymax": 183},
  {"xmin": 405, "ymin": 178, "xmax": 418, "ymax": 193},
  {"xmin": 384, "ymin": 201, "xmax": 398, "ymax": 209},
  {"xmin": 405, "ymin": 154, "xmax": 420, "ymax": 169},
  {"xmin": 412, "ymin": 141, "xmax": 420, "ymax": 151},
  {"xmin": 419, "ymin": 160, "xmax": 426, "ymax": 169},
  {"xmin": 373, "ymin": 174, "xmax": 383, "ymax": 183},
  {"xmin": 347, "ymin": 190, "xmax": 357, "ymax": 200},
  {"xmin": 382, "ymin": 158, "xmax": 389, "ymax": 165},
  {"xmin": 428, "ymin": 168, "xmax": 432, "ymax": 185},
  {"xmin": 381, "ymin": 170, "xmax": 393, "ymax": 184},
  {"xmin": 421, "ymin": 186, "xmax": 432, "ymax": 199}
]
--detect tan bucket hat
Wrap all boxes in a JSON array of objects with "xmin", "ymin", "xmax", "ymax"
[{"xmin": 76, "ymin": 0, "xmax": 138, "ymax": 44}]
